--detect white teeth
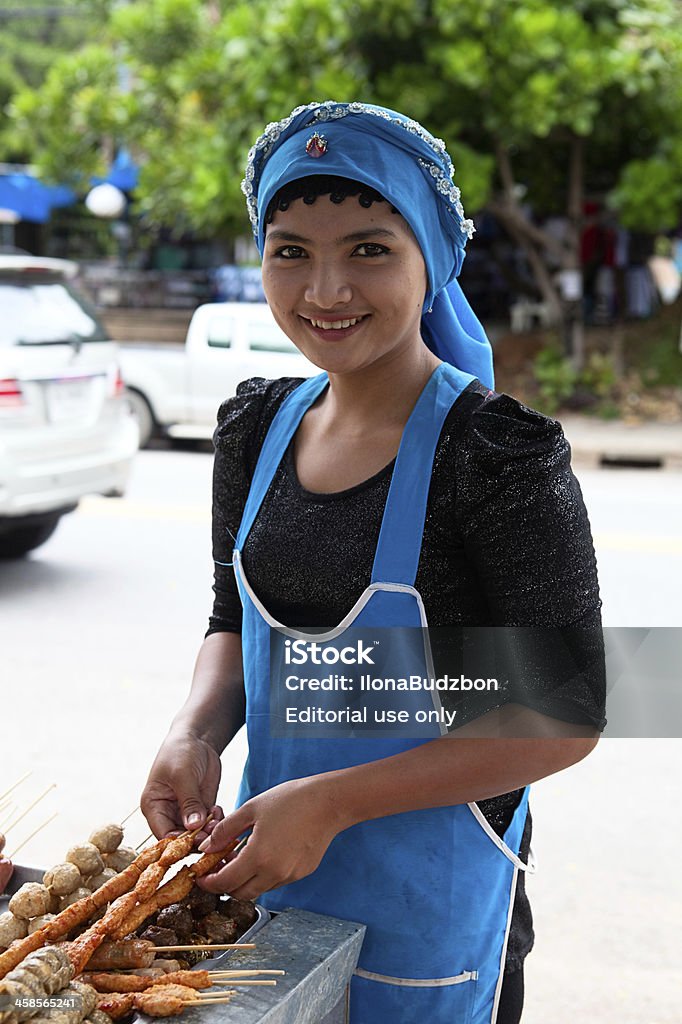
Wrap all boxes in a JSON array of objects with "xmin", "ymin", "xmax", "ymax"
[{"xmin": 309, "ymin": 316, "xmax": 364, "ymax": 330}]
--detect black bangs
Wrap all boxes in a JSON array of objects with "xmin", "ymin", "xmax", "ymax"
[{"xmin": 265, "ymin": 175, "xmax": 398, "ymax": 223}]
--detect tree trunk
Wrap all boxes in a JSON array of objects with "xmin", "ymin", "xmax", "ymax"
[
  {"xmin": 490, "ymin": 141, "xmax": 563, "ymax": 326},
  {"xmin": 491, "ymin": 136, "xmax": 588, "ymax": 368},
  {"xmin": 563, "ymin": 133, "xmax": 585, "ymax": 370}
]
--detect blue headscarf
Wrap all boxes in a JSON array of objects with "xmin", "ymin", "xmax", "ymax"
[{"xmin": 242, "ymin": 100, "xmax": 494, "ymax": 389}]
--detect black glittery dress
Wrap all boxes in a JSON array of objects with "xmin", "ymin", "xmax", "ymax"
[{"xmin": 207, "ymin": 376, "xmax": 606, "ymax": 974}]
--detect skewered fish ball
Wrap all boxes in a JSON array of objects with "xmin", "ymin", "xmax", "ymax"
[
  {"xmin": 65, "ymin": 845, "xmax": 103, "ymax": 877},
  {"xmin": 84, "ymin": 870, "xmax": 116, "ymax": 894},
  {"xmin": 88, "ymin": 826, "xmax": 123, "ymax": 856},
  {"xmin": 45, "ymin": 893, "xmax": 60, "ymax": 916},
  {"xmin": 27, "ymin": 916, "xmax": 56, "ymax": 936},
  {"xmin": 70, "ymin": 981, "xmax": 97, "ymax": 1018},
  {"xmin": 8, "ymin": 969, "xmax": 43, "ymax": 998},
  {"xmin": 102, "ymin": 848, "xmax": 135, "ymax": 873},
  {"xmin": 8, "ymin": 883, "xmax": 51, "ymax": 921},
  {"xmin": 0, "ymin": 978, "xmax": 39, "ymax": 1024},
  {"xmin": 0, "ymin": 911, "xmax": 28, "ymax": 947},
  {"xmin": 86, "ymin": 1011, "xmax": 112, "ymax": 1024},
  {"xmin": 21, "ymin": 948, "xmax": 73, "ymax": 993},
  {"xmin": 42, "ymin": 865, "xmax": 81, "ymax": 898},
  {"xmin": 58, "ymin": 888, "xmax": 92, "ymax": 911}
]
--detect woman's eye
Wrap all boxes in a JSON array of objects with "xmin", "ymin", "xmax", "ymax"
[
  {"xmin": 275, "ymin": 245, "xmax": 305, "ymax": 258},
  {"xmin": 354, "ymin": 243, "xmax": 389, "ymax": 257}
]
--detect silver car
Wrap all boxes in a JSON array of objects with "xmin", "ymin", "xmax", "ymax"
[{"xmin": 0, "ymin": 254, "xmax": 138, "ymax": 557}]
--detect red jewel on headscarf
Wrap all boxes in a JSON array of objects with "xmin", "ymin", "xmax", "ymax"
[{"xmin": 305, "ymin": 132, "xmax": 328, "ymax": 158}]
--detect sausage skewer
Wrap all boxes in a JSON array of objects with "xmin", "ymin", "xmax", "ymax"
[
  {"xmin": 67, "ymin": 826, "xmax": 216, "ymax": 975},
  {"xmin": 96, "ymin": 987, "xmax": 237, "ymax": 1019},
  {"xmin": 80, "ymin": 970, "xmax": 215, "ymax": 993},
  {"xmin": 0, "ymin": 836, "xmax": 176, "ymax": 979},
  {"xmin": 110, "ymin": 841, "xmax": 239, "ymax": 941},
  {"xmin": 82, "ymin": 940, "xmax": 255, "ymax": 971}
]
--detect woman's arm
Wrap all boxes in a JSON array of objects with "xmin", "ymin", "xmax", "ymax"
[
  {"xmin": 140, "ymin": 632, "xmax": 245, "ymax": 839},
  {"xmin": 198, "ymin": 707, "xmax": 597, "ymax": 899}
]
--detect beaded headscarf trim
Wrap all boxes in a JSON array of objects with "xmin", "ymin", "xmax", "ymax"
[{"xmin": 241, "ymin": 100, "xmax": 475, "ymax": 245}]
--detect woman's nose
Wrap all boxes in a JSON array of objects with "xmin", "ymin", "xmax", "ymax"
[{"xmin": 304, "ymin": 262, "xmax": 353, "ymax": 308}]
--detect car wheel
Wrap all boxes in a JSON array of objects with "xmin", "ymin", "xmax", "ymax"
[
  {"xmin": 124, "ymin": 388, "xmax": 155, "ymax": 448},
  {"xmin": 0, "ymin": 516, "xmax": 62, "ymax": 559}
]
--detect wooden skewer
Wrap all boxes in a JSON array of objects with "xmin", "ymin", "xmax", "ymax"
[
  {"xmin": 0, "ymin": 771, "xmax": 32, "ymax": 803},
  {"xmin": 0, "ymin": 804, "xmax": 17, "ymax": 830},
  {"xmin": 211, "ymin": 970, "xmax": 285, "ymax": 977},
  {"xmin": 135, "ymin": 831, "xmax": 154, "ymax": 851},
  {"xmin": 7, "ymin": 812, "xmax": 58, "ymax": 859},
  {"xmin": 121, "ymin": 806, "xmax": 140, "ymax": 826},
  {"xmin": 195, "ymin": 990, "xmax": 245, "ymax": 996},
  {"xmin": 210, "ymin": 980, "xmax": 277, "ymax": 987},
  {"xmin": 153, "ymin": 943, "xmax": 256, "ymax": 952},
  {"xmin": 135, "ymin": 810, "xmax": 216, "ymax": 852},
  {"xmin": 3, "ymin": 784, "xmax": 56, "ymax": 834},
  {"xmin": 202, "ymin": 980, "xmax": 276, "ymax": 988},
  {"xmin": 185, "ymin": 998, "xmax": 235, "ymax": 1006}
]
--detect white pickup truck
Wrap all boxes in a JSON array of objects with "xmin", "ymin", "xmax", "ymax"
[{"xmin": 119, "ymin": 302, "xmax": 319, "ymax": 447}]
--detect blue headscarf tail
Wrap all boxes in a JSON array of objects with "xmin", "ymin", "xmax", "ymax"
[
  {"xmin": 243, "ymin": 100, "xmax": 494, "ymax": 390},
  {"xmin": 422, "ymin": 281, "xmax": 494, "ymax": 390}
]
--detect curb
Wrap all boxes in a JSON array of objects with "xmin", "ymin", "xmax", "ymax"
[{"xmin": 558, "ymin": 417, "xmax": 682, "ymax": 470}]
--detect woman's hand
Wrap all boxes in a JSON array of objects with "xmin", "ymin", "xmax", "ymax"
[
  {"xmin": 141, "ymin": 731, "xmax": 224, "ymax": 844},
  {"xmin": 196, "ymin": 776, "xmax": 345, "ymax": 900}
]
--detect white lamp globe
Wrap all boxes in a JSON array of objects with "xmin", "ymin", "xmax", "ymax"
[{"xmin": 85, "ymin": 183, "xmax": 126, "ymax": 218}]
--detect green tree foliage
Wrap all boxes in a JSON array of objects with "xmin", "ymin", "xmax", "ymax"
[
  {"xmin": 0, "ymin": 0, "xmax": 117, "ymax": 160},
  {"xmin": 6, "ymin": 0, "xmax": 682, "ymax": 283}
]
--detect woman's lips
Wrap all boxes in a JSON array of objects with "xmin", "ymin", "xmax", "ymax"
[{"xmin": 300, "ymin": 314, "xmax": 369, "ymax": 341}]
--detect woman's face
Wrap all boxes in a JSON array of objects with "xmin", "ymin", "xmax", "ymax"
[{"xmin": 262, "ymin": 195, "xmax": 429, "ymax": 376}]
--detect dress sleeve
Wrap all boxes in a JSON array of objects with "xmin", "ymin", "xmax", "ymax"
[
  {"xmin": 206, "ymin": 377, "xmax": 303, "ymax": 636},
  {"xmin": 455, "ymin": 392, "xmax": 606, "ymax": 729}
]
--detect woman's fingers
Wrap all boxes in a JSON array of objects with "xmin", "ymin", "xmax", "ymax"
[
  {"xmin": 140, "ymin": 786, "xmax": 184, "ymax": 839},
  {"xmin": 199, "ymin": 806, "xmax": 251, "ymax": 853},
  {"xmin": 194, "ymin": 805, "xmax": 225, "ymax": 846}
]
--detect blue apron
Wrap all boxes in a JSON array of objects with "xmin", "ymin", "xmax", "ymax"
[{"xmin": 232, "ymin": 363, "xmax": 534, "ymax": 1023}]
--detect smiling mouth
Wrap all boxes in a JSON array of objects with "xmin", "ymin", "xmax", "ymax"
[{"xmin": 302, "ymin": 314, "xmax": 368, "ymax": 331}]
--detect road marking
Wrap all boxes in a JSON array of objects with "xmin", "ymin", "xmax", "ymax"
[
  {"xmin": 78, "ymin": 496, "xmax": 210, "ymax": 522},
  {"xmin": 78, "ymin": 501, "xmax": 682, "ymax": 552}
]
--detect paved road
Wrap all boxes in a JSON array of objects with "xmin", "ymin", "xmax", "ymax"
[{"xmin": 1, "ymin": 449, "xmax": 680, "ymax": 1022}]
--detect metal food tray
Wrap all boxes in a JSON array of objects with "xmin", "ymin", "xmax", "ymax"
[{"xmin": 0, "ymin": 863, "xmax": 270, "ymax": 966}]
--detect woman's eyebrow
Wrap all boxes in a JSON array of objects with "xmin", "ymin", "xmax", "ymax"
[{"xmin": 265, "ymin": 228, "xmax": 399, "ymax": 244}]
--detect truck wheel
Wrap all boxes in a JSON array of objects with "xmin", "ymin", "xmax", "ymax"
[
  {"xmin": 124, "ymin": 388, "xmax": 155, "ymax": 448},
  {"xmin": 0, "ymin": 516, "xmax": 61, "ymax": 559}
]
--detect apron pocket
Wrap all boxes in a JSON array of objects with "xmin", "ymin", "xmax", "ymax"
[{"xmin": 351, "ymin": 967, "xmax": 478, "ymax": 1024}]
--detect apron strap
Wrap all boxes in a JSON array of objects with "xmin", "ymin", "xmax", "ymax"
[
  {"xmin": 371, "ymin": 363, "xmax": 475, "ymax": 586},
  {"xmin": 235, "ymin": 373, "xmax": 328, "ymax": 549},
  {"xmin": 467, "ymin": 801, "xmax": 537, "ymax": 873}
]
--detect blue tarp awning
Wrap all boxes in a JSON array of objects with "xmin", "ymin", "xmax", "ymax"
[
  {"xmin": 0, "ymin": 149, "xmax": 139, "ymax": 223},
  {"xmin": 0, "ymin": 175, "xmax": 75, "ymax": 223}
]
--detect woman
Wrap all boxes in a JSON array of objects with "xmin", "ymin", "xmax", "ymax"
[{"xmin": 141, "ymin": 101, "xmax": 606, "ymax": 1024}]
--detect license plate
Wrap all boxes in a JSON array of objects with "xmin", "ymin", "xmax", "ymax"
[{"xmin": 45, "ymin": 378, "xmax": 93, "ymax": 423}]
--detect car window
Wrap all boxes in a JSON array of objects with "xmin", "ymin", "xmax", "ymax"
[
  {"xmin": 0, "ymin": 274, "xmax": 109, "ymax": 347},
  {"xmin": 206, "ymin": 317, "xmax": 233, "ymax": 348},
  {"xmin": 248, "ymin": 322, "xmax": 298, "ymax": 353}
]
